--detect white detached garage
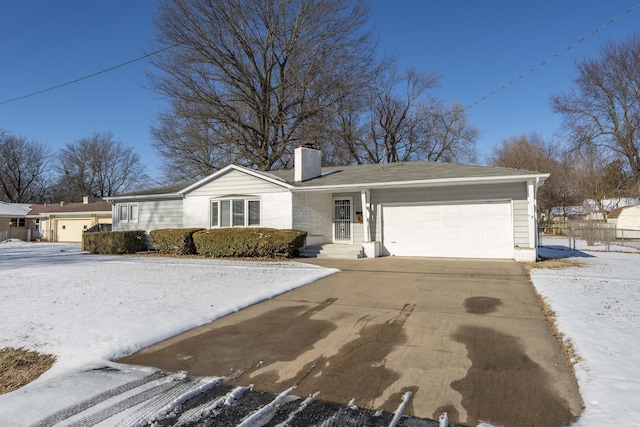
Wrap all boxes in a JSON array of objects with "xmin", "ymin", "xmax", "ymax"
[{"xmin": 108, "ymin": 147, "xmax": 547, "ymax": 262}]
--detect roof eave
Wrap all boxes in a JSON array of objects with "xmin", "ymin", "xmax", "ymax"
[
  {"xmin": 290, "ymin": 173, "xmax": 550, "ymax": 192},
  {"xmin": 104, "ymin": 193, "xmax": 183, "ymax": 202}
]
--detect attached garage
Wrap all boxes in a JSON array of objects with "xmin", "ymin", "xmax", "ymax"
[
  {"xmin": 381, "ymin": 201, "xmax": 514, "ymax": 259},
  {"xmin": 56, "ymin": 219, "xmax": 90, "ymax": 242}
]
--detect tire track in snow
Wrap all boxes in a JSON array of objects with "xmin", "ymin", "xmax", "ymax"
[
  {"xmin": 64, "ymin": 374, "xmax": 190, "ymax": 426},
  {"xmin": 31, "ymin": 369, "xmax": 168, "ymax": 427}
]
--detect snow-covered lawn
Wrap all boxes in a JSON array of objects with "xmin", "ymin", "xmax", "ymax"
[
  {"xmin": 0, "ymin": 241, "xmax": 336, "ymax": 384},
  {"xmin": 533, "ymin": 236, "xmax": 640, "ymax": 425},
  {"xmin": 1, "ymin": 239, "xmax": 639, "ymax": 425}
]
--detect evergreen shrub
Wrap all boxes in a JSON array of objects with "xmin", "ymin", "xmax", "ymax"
[
  {"xmin": 83, "ymin": 230, "xmax": 147, "ymax": 254},
  {"xmin": 149, "ymin": 228, "xmax": 204, "ymax": 255},
  {"xmin": 193, "ymin": 228, "xmax": 307, "ymax": 258}
]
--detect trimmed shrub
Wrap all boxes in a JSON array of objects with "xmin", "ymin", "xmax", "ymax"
[
  {"xmin": 193, "ymin": 228, "xmax": 307, "ymax": 258},
  {"xmin": 83, "ymin": 230, "xmax": 147, "ymax": 255},
  {"xmin": 149, "ymin": 228, "xmax": 205, "ymax": 255}
]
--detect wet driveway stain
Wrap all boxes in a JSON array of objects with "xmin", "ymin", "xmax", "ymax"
[
  {"xmin": 464, "ymin": 296, "xmax": 502, "ymax": 314},
  {"xmin": 251, "ymin": 303, "xmax": 416, "ymax": 412},
  {"xmin": 118, "ymin": 298, "xmax": 338, "ymax": 377},
  {"xmin": 451, "ymin": 325, "xmax": 576, "ymax": 427}
]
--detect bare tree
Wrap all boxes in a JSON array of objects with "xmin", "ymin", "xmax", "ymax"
[
  {"xmin": 149, "ymin": 0, "xmax": 378, "ymax": 173},
  {"xmin": 366, "ymin": 68, "xmax": 440, "ymax": 163},
  {"xmin": 488, "ymin": 134, "xmax": 566, "ymax": 217},
  {"xmin": 566, "ymin": 146, "xmax": 634, "ymax": 218},
  {"xmin": 552, "ymin": 34, "xmax": 640, "ymax": 184},
  {"xmin": 54, "ymin": 132, "xmax": 146, "ymax": 201},
  {"xmin": 415, "ymin": 101, "xmax": 479, "ymax": 163},
  {"xmin": 0, "ymin": 129, "xmax": 51, "ymax": 203}
]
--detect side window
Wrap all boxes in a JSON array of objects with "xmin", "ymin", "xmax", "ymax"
[
  {"xmin": 129, "ymin": 204, "xmax": 138, "ymax": 222},
  {"xmin": 118, "ymin": 203, "xmax": 138, "ymax": 223}
]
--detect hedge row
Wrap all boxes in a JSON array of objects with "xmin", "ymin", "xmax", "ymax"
[
  {"xmin": 149, "ymin": 228, "xmax": 204, "ymax": 255},
  {"xmin": 193, "ymin": 228, "xmax": 307, "ymax": 258},
  {"xmin": 83, "ymin": 230, "xmax": 147, "ymax": 254}
]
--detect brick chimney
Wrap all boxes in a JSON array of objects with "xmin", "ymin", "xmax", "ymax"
[{"xmin": 294, "ymin": 145, "xmax": 322, "ymax": 182}]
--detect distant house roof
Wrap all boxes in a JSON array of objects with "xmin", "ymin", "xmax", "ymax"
[
  {"xmin": 28, "ymin": 200, "xmax": 112, "ymax": 217},
  {"xmin": 0, "ymin": 202, "xmax": 32, "ymax": 217},
  {"xmin": 608, "ymin": 207, "xmax": 624, "ymax": 219},
  {"xmin": 608, "ymin": 204, "xmax": 640, "ymax": 219},
  {"xmin": 583, "ymin": 198, "xmax": 640, "ymax": 212},
  {"xmin": 110, "ymin": 162, "xmax": 547, "ymax": 200}
]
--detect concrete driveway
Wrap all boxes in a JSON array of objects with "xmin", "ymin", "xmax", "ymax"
[{"xmin": 119, "ymin": 257, "xmax": 582, "ymax": 426}]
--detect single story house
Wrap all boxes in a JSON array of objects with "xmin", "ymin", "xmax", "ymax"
[
  {"xmin": 27, "ymin": 197, "xmax": 112, "ymax": 243},
  {"xmin": 106, "ymin": 147, "xmax": 548, "ymax": 261},
  {"xmin": 607, "ymin": 205, "xmax": 640, "ymax": 239},
  {"xmin": 0, "ymin": 201, "xmax": 32, "ymax": 241}
]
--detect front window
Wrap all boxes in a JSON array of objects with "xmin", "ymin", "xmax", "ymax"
[
  {"xmin": 10, "ymin": 218, "xmax": 26, "ymax": 227},
  {"xmin": 118, "ymin": 203, "xmax": 138, "ymax": 223},
  {"xmin": 211, "ymin": 198, "xmax": 260, "ymax": 228}
]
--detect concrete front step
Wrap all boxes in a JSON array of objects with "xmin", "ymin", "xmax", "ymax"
[{"xmin": 300, "ymin": 244, "xmax": 364, "ymax": 259}]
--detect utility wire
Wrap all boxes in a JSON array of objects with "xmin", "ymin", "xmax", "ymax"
[
  {"xmin": 2, "ymin": 3, "xmax": 639, "ymax": 108},
  {"xmin": 465, "ymin": 2, "xmax": 640, "ymax": 110},
  {"xmin": 0, "ymin": 44, "xmax": 176, "ymax": 106}
]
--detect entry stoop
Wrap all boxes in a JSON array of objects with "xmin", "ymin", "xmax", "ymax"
[{"xmin": 299, "ymin": 244, "xmax": 364, "ymax": 259}]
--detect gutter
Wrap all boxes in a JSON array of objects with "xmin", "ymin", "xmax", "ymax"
[{"xmin": 289, "ymin": 173, "xmax": 550, "ymax": 193}]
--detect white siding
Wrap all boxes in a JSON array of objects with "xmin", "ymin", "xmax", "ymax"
[
  {"xmin": 261, "ymin": 192, "xmax": 293, "ymax": 229},
  {"xmin": 184, "ymin": 193, "xmax": 292, "ymax": 229},
  {"xmin": 292, "ymin": 193, "xmax": 332, "ymax": 241},
  {"xmin": 187, "ymin": 169, "xmax": 288, "ymax": 197},
  {"xmin": 114, "ymin": 199, "xmax": 183, "ymax": 232},
  {"xmin": 183, "ymin": 169, "xmax": 292, "ymax": 230}
]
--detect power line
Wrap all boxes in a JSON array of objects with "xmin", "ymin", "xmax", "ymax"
[
  {"xmin": 0, "ymin": 45, "xmax": 176, "ymax": 106},
  {"xmin": 465, "ymin": 2, "xmax": 640, "ymax": 110},
  {"xmin": 2, "ymin": 3, "xmax": 639, "ymax": 108}
]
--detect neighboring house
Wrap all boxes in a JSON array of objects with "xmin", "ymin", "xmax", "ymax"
[
  {"xmin": 0, "ymin": 201, "xmax": 33, "ymax": 241},
  {"xmin": 107, "ymin": 147, "xmax": 548, "ymax": 262},
  {"xmin": 607, "ymin": 205, "xmax": 640, "ymax": 239},
  {"xmin": 27, "ymin": 197, "xmax": 113, "ymax": 243},
  {"xmin": 551, "ymin": 198, "xmax": 640, "ymax": 221}
]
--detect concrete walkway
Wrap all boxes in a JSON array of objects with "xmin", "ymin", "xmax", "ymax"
[{"xmin": 119, "ymin": 257, "xmax": 583, "ymax": 426}]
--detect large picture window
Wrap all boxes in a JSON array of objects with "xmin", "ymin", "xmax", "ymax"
[
  {"xmin": 117, "ymin": 203, "xmax": 138, "ymax": 223},
  {"xmin": 211, "ymin": 198, "xmax": 260, "ymax": 228}
]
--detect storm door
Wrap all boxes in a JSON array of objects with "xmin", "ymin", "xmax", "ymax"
[{"xmin": 333, "ymin": 198, "xmax": 352, "ymax": 243}]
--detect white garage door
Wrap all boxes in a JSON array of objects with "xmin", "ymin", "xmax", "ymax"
[
  {"xmin": 57, "ymin": 219, "xmax": 89, "ymax": 242},
  {"xmin": 382, "ymin": 201, "xmax": 513, "ymax": 259}
]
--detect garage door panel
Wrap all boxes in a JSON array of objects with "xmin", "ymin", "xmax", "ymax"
[
  {"xmin": 382, "ymin": 202, "xmax": 513, "ymax": 259},
  {"xmin": 57, "ymin": 219, "xmax": 90, "ymax": 242}
]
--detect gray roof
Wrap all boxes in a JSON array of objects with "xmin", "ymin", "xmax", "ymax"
[
  {"xmin": 115, "ymin": 161, "xmax": 546, "ymax": 198},
  {"xmin": 265, "ymin": 161, "xmax": 543, "ymax": 187}
]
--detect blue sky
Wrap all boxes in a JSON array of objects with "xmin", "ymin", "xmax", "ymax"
[{"xmin": 1, "ymin": 1, "xmax": 639, "ymax": 181}]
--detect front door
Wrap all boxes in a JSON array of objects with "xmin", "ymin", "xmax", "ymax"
[{"xmin": 333, "ymin": 198, "xmax": 352, "ymax": 243}]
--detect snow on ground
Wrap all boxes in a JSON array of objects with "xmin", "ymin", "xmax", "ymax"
[
  {"xmin": 0, "ymin": 240, "xmax": 337, "ymax": 424},
  {"xmin": 534, "ymin": 236, "xmax": 640, "ymax": 425},
  {"xmin": 2, "ymin": 239, "xmax": 640, "ymax": 425}
]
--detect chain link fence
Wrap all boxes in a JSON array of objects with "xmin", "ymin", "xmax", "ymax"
[{"xmin": 539, "ymin": 220, "xmax": 640, "ymax": 251}]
